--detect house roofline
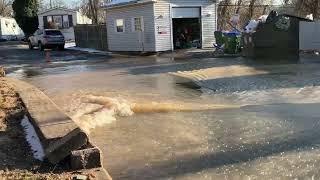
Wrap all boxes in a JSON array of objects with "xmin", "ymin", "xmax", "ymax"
[
  {"xmin": 38, "ymin": 7, "xmax": 78, "ymax": 15},
  {"xmin": 102, "ymin": 0, "xmax": 156, "ymax": 10}
]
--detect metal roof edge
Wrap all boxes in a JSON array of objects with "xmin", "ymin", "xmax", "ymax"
[
  {"xmin": 103, "ymin": 0, "xmax": 157, "ymax": 10},
  {"xmin": 38, "ymin": 7, "xmax": 78, "ymax": 15}
]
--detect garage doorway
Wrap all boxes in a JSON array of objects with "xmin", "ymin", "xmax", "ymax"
[{"xmin": 172, "ymin": 7, "xmax": 201, "ymax": 49}]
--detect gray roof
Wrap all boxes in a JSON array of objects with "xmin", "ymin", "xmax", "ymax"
[{"xmin": 38, "ymin": 7, "xmax": 77, "ymax": 15}]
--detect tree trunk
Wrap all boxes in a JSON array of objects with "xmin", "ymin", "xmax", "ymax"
[
  {"xmin": 313, "ymin": 0, "xmax": 319, "ymax": 20},
  {"xmin": 236, "ymin": 0, "xmax": 243, "ymax": 14},
  {"xmin": 218, "ymin": 0, "xmax": 231, "ymax": 30},
  {"xmin": 89, "ymin": 0, "xmax": 98, "ymax": 24},
  {"xmin": 262, "ymin": 5, "xmax": 268, "ymax": 15},
  {"xmin": 249, "ymin": 0, "xmax": 257, "ymax": 19}
]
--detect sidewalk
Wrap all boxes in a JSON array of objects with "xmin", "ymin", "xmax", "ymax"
[{"xmin": 65, "ymin": 42, "xmax": 111, "ymax": 56}]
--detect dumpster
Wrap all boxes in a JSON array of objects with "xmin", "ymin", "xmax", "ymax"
[{"xmin": 242, "ymin": 13, "xmax": 313, "ymax": 59}]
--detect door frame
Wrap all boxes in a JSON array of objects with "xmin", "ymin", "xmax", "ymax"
[{"xmin": 169, "ymin": 5, "xmax": 202, "ymax": 50}]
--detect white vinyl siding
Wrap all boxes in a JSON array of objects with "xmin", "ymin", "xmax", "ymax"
[{"xmin": 106, "ymin": 3, "xmax": 156, "ymax": 52}]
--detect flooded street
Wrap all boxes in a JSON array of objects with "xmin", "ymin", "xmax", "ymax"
[{"xmin": 2, "ymin": 44, "xmax": 320, "ymax": 179}]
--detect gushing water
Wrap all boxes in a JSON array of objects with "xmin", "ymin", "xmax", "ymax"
[{"xmin": 71, "ymin": 95, "xmax": 240, "ymax": 133}]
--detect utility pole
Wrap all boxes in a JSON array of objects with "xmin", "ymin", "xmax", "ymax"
[{"xmin": 50, "ymin": 0, "xmax": 52, "ymax": 9}]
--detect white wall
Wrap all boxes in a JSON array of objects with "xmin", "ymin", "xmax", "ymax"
[
  {"xmin": 300, "ymin": 21, "xmax": 320, "ymax": 51},
  {"xmin": 0, "ymin": 17, "xmax": 24, "ymax": 40},
  {"xmin": 38, "ymin": 9, "xmax": 92, "ymax": 41},
  {"xmin": 106, "ymin": 3, "xmax": 156, "ymax": 51}
]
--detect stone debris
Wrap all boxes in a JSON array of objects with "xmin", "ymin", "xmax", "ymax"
[{"xmin": 0, "ymin": 67, "xmax": 5, "ymax": 77}]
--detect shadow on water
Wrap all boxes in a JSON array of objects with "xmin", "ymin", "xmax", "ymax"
[
  {"xmin": 196, "ymin": 72, "xmax": 320, "ymax": 93},
  {"xmin": 115, "ymin": 103, "xmax": 320, "ymax": 180},
  {"xmin": 128, "ymin": 56, "xmax": 308, "ymax": 76},
  {"xmin": 128, "ymin": 57, "xmax": 254, "ymax": 75}
]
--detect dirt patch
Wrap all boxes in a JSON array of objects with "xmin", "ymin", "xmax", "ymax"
[{"xmin": 0, "ymin": 78, "xmax": 73, "ymax": 179}]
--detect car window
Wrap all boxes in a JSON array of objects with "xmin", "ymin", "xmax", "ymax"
[{"xmin": 45, "ymin": 30, "xmax": 63, "ymax": 36}]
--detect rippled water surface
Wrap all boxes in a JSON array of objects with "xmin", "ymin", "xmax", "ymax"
[{"xmin": 6, "ymin": 53, "xmax": 320, "ymax": 179}]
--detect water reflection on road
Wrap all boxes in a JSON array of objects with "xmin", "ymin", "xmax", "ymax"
[{"xmin": 7, "ymin": 54, "xmax": 320, "ymax": 179}]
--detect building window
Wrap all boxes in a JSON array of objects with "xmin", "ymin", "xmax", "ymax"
[
  {"xmin": 63, "ymin": 15, "xmax": 70, "ymax": 28},
  {"xmin": 133, "ymin": 17, "xmax": 143, "ymax": 32},
  {"xmin": 44, "ymin": 15, "xmax": 73, "ymax": 29},
  {"xmin": 53, "ymin": 15, "xmax": 63, "ymax": 29},
  {"xmin": 47, "ymin": 16, "xmax": 53, "ymax": 23},
  {"xmin": 116, "ymin": 19, "xmax": 124, "ymax": 33}
]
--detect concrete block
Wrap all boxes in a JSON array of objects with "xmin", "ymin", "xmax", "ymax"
[
  {"xmin": 45, "ymin": 128, "xmax": 89, "ymax": 164},
  {"xmin": 72, "ymin": 174, "xmax": 88, "ymax": 180},
  {"xmin": 71, "ymin": 145, "xmax": 102, "ymax": 170}
]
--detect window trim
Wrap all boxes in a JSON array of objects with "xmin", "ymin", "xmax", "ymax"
[
  {"xmin": 115, "ymin": 19, "xmax": 125, "ymax": 33},
  {"xmin": 132, "ymin": 16, "xmax": 144, "ymax": 32}
]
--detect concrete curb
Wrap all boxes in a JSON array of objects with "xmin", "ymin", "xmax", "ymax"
[{"xmin": 5, "ymin": 77, "xmax": 112, "ymax": 179}]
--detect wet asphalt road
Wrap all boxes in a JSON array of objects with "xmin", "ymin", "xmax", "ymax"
[{"xmin": 3, "ymin": 43, "xmax": 320, "ymax": 179}]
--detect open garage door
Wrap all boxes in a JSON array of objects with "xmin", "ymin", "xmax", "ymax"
[
  {"xmin": 172, "ymin": 7, "xmax": 201, "ymax": 49},
  {"xmin": 172, "ymin": 7, "xmax": 200, "ymax": 18}
]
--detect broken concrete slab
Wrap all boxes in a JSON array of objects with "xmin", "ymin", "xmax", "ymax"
[
  {"xmin": 7, "ymin": 78, "xmax": 79, "ymax": 140},
  {"xmin": 6, "ymin": 78, "xmax": 88, "ymax": 163},
  {"xmin": 71, "ymin": 144, "xmax": 102, "ymax": 170},
  {"xmin": 46, "ymin": 128, "xmax": 88, "ymax": 164}
]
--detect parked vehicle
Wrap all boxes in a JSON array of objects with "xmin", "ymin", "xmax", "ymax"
[{"xmin": 28, "ymin": 29, "xmax": 65, "ymax": 51}]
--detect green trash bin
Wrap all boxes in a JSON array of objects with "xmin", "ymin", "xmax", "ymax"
[
  {"xmin": 214, "ymin": 31, "xmax": 224, "ymax": 48},
  {"xmin": 224, "ymin": 33, "xmax": 241, "ymax": 54}
]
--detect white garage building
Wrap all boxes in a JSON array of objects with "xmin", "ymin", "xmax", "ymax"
[
  {"xmin": 0, "ymin": 16, "xmax": 24, "ymax": 40},
  {"xmin": 104, "ymin": 0, "xmax": 218, "ymax": 52}
]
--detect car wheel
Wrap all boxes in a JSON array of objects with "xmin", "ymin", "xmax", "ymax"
[
  {"xmin": 58, "ymin": 45, "xmax": 65, "ymax": 51},
  {"xmin": 28, "ymin": 41, "xmax": 34, "ymax": 50},
  {"xmin": 39, "ymin": 42, "xmax": 44, "ymax": 51}
]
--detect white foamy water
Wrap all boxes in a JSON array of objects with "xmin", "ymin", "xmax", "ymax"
[
  {"xmin": 21, "ymin": 116, "xmax": 45, "ymax": 161},
  {"xmin": 71, "ymin": 95, "xmax": 134, "ymax": 133},
  {"xmin": 70, "ymin": 94, "xmax": 240, "ymax": 133}
]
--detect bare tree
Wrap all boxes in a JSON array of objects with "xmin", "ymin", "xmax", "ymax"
[
  {"xmin": 79, "ymin": 0, "xmax": 105, "ymax": 24},
  {"xmin": 217, "ymin": 0, "xmax": 232, "ymax": 30},
  {"xmin": 217, "ymin": 0, "xmax": 275, "ymax": 31},
  {"xmin": 248, "ymin": 0, "xmax": 258, "ymax": 18},
  {"xmin": 236, "ymin": 0, "xmax": 244, "ymax": 14},
  {"xmin": 89, "ymin": 0, "xmax": 98, "ymax": 24},
  {"xmin": 0, "ymin": 0, "xmax": 13, "ymax": 17},
  {"xmin": 295, "ymin": 0, "xmax": 320, "ymax": 19},
  {"xmin": 39, "ymin": 0, "xmax": 67, "ymax": 11}
]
